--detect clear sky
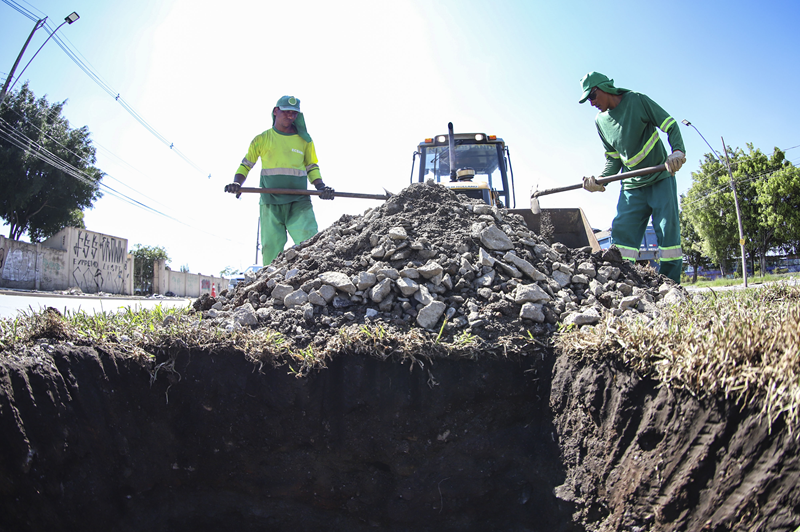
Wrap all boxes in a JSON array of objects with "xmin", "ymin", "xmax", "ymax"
[{"xmin": 2, "ymin": 0, "xmax": 799, "ymax": 276}]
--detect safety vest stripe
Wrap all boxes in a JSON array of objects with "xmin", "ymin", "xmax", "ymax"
[
  {"xmin": 623, "ymin": 130, "xmax": 660, "ymax": 168},
  {"xmin": 260, "ymin": 168, "xmax": 308, "ymax": 177},
  {"xmin": 660, "ymin": 117, "xmax": 676, "ymax": 132},
  {"xmin": 606, "ymin": 151, "xmax": 621, "ymax": 159},
  {"xmin": 306, "ymin": 163, "xmax": 319, "ymax": 172},
  {"xmin": 659, "ymin": 246, "xmax": 683, "ymax": 260},
  {"xmin": 241, "ymin": 158, "xmax": 255, "ymax": 169},
  {"xmin": 616, "ymin": 245, "xmax": 639, "ymax": 261}
]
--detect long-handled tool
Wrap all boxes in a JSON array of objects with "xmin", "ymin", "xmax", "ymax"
[
  {"xmin": 530, "ymin": 164, "xmax": 666, "ymax": 214},
  {"xmin": 238, "ymin": 187, "xmax": 392, "ymax": 201}
]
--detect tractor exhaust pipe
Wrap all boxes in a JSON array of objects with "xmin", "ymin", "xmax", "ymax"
[{"xmin": 448, "ymin": 122, "xmax": 457, "ymax": 182}]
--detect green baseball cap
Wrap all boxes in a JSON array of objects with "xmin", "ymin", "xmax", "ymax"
[
  {"xmin": 578, "ymin": 72, "xmax": 628, "ymax": 103},
  {"xmin": 276, "ymin": 95, "xmax": 301, "ymax": 112}
]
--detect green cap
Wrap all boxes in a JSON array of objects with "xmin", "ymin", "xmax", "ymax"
[
  {"xmin": 578, "ymin": 72, "xmax": 628, "ymax": 103},
  {"xmin": 276, "ymin": 95, "xmax": 301, "ymax": 112}
]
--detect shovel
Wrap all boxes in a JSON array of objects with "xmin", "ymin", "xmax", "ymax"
[
  {"xmin": 530, "ymin": 164, "xmax": 667, "ymax": 214},
  {"xmin": 237, "ymin": 187, "xmax": 392, "ymax": 201}
]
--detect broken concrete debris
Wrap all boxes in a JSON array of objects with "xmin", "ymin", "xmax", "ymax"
[{"xmin": 195, "ymin": 183, "xmax": 686, "ymax": 341}]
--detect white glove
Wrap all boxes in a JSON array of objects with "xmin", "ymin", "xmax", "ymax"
[
  {"xmin": 665, "ymin": 150, "xmax": 686, "ymax": 175},
  {"xmin": 582, "ymin": 175, "xmax": 606, "ymax": 192}
]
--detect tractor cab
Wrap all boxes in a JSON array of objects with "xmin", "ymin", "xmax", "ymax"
[{"xmin": 411, "ymin": 123, "xmax": 516, "ymax": 208}]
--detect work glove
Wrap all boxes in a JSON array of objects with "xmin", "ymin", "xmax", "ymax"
[
  {"xmin": 224, "ymin": 182, "xmax": 242, "ymax": 198},
  {"xmin": 582, "ymin": 175, "xmax": 606, "ymax": 193},
  {"xmin": 665, "ymin": 150, "xmax": 686, "ymax": 175},
  {"xmin": 314, "ymin": 180, "xmax": 335, "ymax": 200}
]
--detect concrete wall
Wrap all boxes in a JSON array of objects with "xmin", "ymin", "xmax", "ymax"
[
  {"xmin": 42, "ymin": 228, "xmax": 133, "ymax": 295},
  {"xmin": 153, "ymin": 259, "xmax": 228, "ymax": 298},
  {"xmin": 1, "ymin": 229, "xmax": 134, "ymax": 294}
]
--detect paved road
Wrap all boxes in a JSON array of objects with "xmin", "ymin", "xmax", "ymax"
[{"xmin": 0, "ymin": 290, "xmax": 194, "ymax": 319}]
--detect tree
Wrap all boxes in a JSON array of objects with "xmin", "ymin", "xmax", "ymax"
[
  {"xmin": 682, "ymin": 152, "xmax": 738, "ymax": 274},
  {"xmin": 753, "ymin": 155, "xmax": 800, "ymax": 257},
  {"xmin": 131, "ymin": 244, "xmax": 170, "ymax": 294},
  {"xmin": 731, "ymin": 145, "xmax": 787, "ymax": 276},
  {"xmin": 0, "ymin": 83, "xmax": 103, "ymax": 241},
  {"xmin": 679, "ymin": 196, "xmax": 710, "ymax": 283},
  {"xmin": 220, "ymin": 265, "xmax": 239, "ymax": 277}
]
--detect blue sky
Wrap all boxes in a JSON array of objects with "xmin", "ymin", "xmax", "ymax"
[{"xmin": 2, "ymin": 0, "xmax": 799, "ymax": 275}]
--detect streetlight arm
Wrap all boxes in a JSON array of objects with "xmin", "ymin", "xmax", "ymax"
[{"xmin": 6, "ymin": 20, "xmax": 70, "ymax": 95}]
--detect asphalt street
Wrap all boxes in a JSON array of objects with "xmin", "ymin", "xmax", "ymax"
[{"xmin": 0, "ymin": 290, "xmax": 194, "ymax": 319}]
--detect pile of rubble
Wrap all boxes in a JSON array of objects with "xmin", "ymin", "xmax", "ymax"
[{"xmin": 194, "ymin": 183, "xmax": 686, "ymax": 346}]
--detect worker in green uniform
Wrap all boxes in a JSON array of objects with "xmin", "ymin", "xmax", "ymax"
[
  {"xmin": 225, "ymin": 95, "xmax": 334, "ymax": 266},
  {"xmin": 579, "ymin": 72, "xmax": 686, "ymax": 283}
]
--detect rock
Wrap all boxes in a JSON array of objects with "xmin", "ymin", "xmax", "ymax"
[
  {"xmin": 284, "ymin": 290, "xmax": 309, "ymax": 309},
  {"xmin": 418, "ymin": 262, "xmax": 444, "ymax": 279},
  {"xmin": 320, "ymin": 272, "xmax": 357, "ymax": 294},
  {"xmin": 414, "ymin": 285, "xmax": 434, "ymax": 306},
  {"xmin": 663, "ymin": 287, "xmax": 686, "ymax": 305},
  {"xmin": 564, "ymin": 307, "xmax": 601, "ymax": 326},
  {"xmin": 479, "ymin": 248, "xmax": 496, "ymax": 267},
  {"xmin": 475, "ymin": 270, "xmax": 496, "ymax": 288},
  {"xmin": 355, "ymin": 272, "xmax": 378, "ymax": 291},
  {"xmin": 369, "ymin": 278, "xmax": 393, "ymax": 303},
  {"xmin": 515, "ymin": 283, "xmax": 551, "ymax": 304},
  {"xmin": 388, "ymin": 226, "xmax": 408, "ymax": 240},
  {"xmin": 271, "ymin": 283, "xmax": 294, "ymax": 302},
  {"xmin": 232, "ymin": 303, "xmax": 258, "ymax": 326},
  {"xmin": 479, "ymin": 225, "xmax": 514, "ymax": 251},
  {"xmin": 552, "ymin": 270, "xmax": 571, "ymax": 288},
  {"xmin": 396, "ymin": 277, "xmax": 420, "ymax": 296},
  {"xmin": 577, "ymin": 262, "xmax": 597, "ymax": 278},
  {"xmin": 503, "ymin": 252, "xmax": 546, "ymax": 281},
  {"xmin": 520, "ymin": 303, "xmax": 545, "ymax": 322},
  {"xmin": 416, "ymin": 300, "xmax": 446, "ymax": 329},
  {"xmin": 619, "ymin": 295, "xmax": 640, "ymax": 310}
]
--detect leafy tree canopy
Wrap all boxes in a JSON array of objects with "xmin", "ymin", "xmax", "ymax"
[{"xmin": 0, "ymin": 83, "xmax": 103, "ymax": 242}]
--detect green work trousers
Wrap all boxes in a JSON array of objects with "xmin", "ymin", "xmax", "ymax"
[
  {"xmin": 611, "ymin": 175, "xmax": 683, "ymax": 283},
  {"xmin": 260, "ymin": 200, "xmax": 318, "ymax": 266}
]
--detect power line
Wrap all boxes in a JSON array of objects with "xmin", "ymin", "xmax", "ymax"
[
  {"xmin": 0, "ymin": 116, "xmax": 249, "ymax": 246},
  {"xmin": 2, "ymin": 1, "xmax": 213, "ymax": 180}
]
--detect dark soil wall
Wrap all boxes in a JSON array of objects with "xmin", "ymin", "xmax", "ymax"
[
  {"xmin": 0, "ymin": 346, "xmax": 574, "ymax": 532},
  {"xmin": 2, "ymin": 345, "xmax": 799, "ymax": 532},
  {"xmin": 550, "ymin": 355, "xmax": 800, "ymax": 532}
]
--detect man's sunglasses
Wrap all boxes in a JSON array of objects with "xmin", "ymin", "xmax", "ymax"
[{"xmin": 588, "ymin": 88, "xmax": 598, "ymax": 101}]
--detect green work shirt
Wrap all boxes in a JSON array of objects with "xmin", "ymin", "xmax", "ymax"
[
  {"xmin": 595, "ymin": 92, "xmax": 685, "ymax": 189},
  {"xmin": 235, "ymin": 128, "xmax": 322, "ymax": 204}
]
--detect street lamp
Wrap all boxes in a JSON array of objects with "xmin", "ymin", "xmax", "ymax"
[
  {"xmin": 0, "ymin": 12, "xmax": 80, "ymax": 107},
  {"xmin": 681, "ymin": 119, "xmax": 748, "ymax": 287}
]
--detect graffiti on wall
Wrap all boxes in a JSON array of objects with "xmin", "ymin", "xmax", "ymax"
[
  {"xmin": 2, "ymin": 248, "xmax": 36, "ymax": 283},
  {"xmin": 70, "ymin": 231, "xmax": 127, "ymax": 293}
]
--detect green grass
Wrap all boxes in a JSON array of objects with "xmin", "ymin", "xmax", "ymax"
[{"xmin": 682, "ymin": 270, "xmax": 798, "ymax": 289}]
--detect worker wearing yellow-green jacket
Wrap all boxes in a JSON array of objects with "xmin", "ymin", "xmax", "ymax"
[
  {"xmin": 579, "ymin": 72, "xmax": 686, "ymax": 284},
  {"xmin": 225, "ymin": 95, "xmax": 334, "ymax": 266}
]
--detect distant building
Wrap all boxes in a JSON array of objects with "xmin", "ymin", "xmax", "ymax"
[{"xmin": 595, "ymin": 225, "xmax": 660, "ymax": 267}]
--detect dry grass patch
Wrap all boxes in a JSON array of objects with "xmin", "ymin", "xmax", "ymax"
[{"xmin": 556, "ymin": 282, "xmax": 800, "ymax": 431}]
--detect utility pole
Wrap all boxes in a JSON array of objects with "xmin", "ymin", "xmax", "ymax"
[
  {"xmin": 721, "ymin": 137, "xmax": 748, "ymax": 287},
  {"xmin": 0, "ymin": 12, "xmax": 80, "ymax": 108},
  {"xmin": 0, "ymin": 18, "xmax": 47, "ymax": 106},
  {"xmin": 681, "ymin": 120, "xmax": 748, "ymax": 287}
]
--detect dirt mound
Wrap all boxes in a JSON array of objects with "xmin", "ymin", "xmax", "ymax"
[{"xmin": 197, "ymin": 183, "xmax": 682, "ymax": 351}]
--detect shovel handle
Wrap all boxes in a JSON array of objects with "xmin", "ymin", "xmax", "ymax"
[
  {"xmin": 238, "ymin": 187, "xmax": 390, "ymax": 201},
  {"xmin": 532, "ymin": 164, "xmax": 667, "ymax": 198}
]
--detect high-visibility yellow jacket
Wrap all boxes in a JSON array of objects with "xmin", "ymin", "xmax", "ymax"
[{"xmin": 236, "ymin": 128, "xmax": 322, "ymax": 205}]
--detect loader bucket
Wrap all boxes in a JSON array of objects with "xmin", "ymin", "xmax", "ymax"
[{"xmin": 509, "ymin": 208, "xmax": 601, "ymax": 252}]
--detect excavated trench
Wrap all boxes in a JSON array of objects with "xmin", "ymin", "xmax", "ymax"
[
  {"xmin": 1, "ymin": 344, "xmax": 575, "ymax": 532},
  {"xmin": 1, "ymin": 342, "xmax": 798, "ymax": 532}
]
